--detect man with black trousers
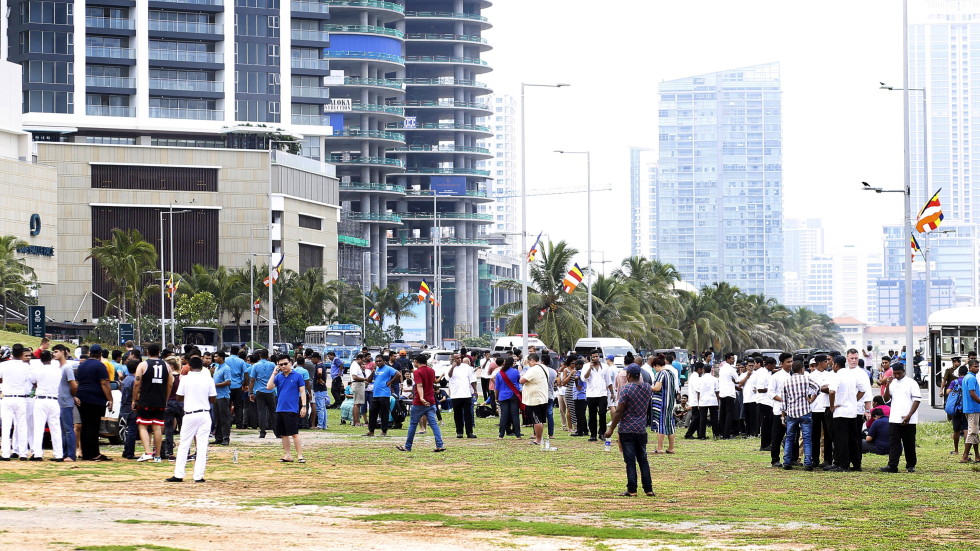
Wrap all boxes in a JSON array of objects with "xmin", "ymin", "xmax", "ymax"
[
  {"xmin": 756, "ymin": 356, "xmax": 775, "ymax": 451},
  {"xmin": 768, "ymin": 353, "xmax": 793, "ymax": 467},
  {"xmin": 75, "ymin": 344, "xmax": 113, "ymax": 461},
  {"xmin": 880, "ymin": 364, "xmax": 921, "ymax": 473},
  {"xmin": 808, "ymin": 354, "xmax": 834, "ymax": 468},
  {"xmin": 717, "ymin": 352, "xmax": 739, "ymax": 439},
  {"xmin": 582, "ymin": 350, "xmax": 612, "ymax": 442},
  {"xmin": 825, "ymin": 354, "xmax": 862, "ymax": 471}
]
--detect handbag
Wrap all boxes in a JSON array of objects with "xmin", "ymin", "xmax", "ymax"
[
  {"xmin": 500, "ymin": 369, "xmax": 525, "ymax": 412},
  {"xmin": 945, "ymin": 380, "xmax": 963, "ymax": 415}
]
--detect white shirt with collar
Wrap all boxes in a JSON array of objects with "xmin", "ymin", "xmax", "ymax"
[
  {"xmin": 29, "ymin": 362, "xmax": 62, "ymax": 398},
  {"xmin": 583, "ymin": 362, "xmax": 610, "ymax": 398},
  {"xmin": 886, "ymin": 376, "xmax": 921, "ymax": 424},
  {"xmin": 697, "ymin": 375, "xmax": 719, "ymax": 407},
  {"xmin": 0, "ymin": 359, "xmax": 33, "ymax": 396},
  {"xmin": 827, "ymin": 368, "xmax": 857, "ymax": 419},
  {"xmin": 808, "ymin": 368, "xmax": 831, "ymax": 413},
  {"xmin": 177, "ymin": 369, "xmax": 217, "ymax": 412},
  {"xmin": 848, "ymin": 365, "xmax": 871, "ymax": 417},
  {"xmin": 687, "ymin": 371, "xmax": 701, "ymax": 407},
  {"xmin": 769, "ymin": 368, "xmax": 791, "ymax": 415},
  {"xmin": 717, "ymin": 362, "xmax": 738, "ymax": 399},
  {"xmin": 754, "ymin": 368, "xmax": 773, "ymax": 408},
  {"xmin": 741, "ymin": 369, "xmax": 757, "ymax": 403},
  {"xmin": 447, "ymin": 363, "xmax": 476, "ymax": 399}
]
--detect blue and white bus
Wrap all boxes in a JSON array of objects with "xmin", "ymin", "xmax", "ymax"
[{"xmin": 305, "ymin": 324, "xmax": 363, "ymax": 368}]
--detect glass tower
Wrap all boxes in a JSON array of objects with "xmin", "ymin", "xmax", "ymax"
[{"xmin": 656, "ymin": 62, "xmax": 783, "ymax": 299}]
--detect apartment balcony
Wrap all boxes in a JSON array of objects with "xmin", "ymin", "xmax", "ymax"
[
  {"xmin": 327, "ymin": 155, "xmax": 405, "ymax": 169},
  {"xmin": 148, "ymin": 49, "xmax": 222, "ymax": 67},
  {"xmin": 148, "ymin": 0, "xmax": 225, "ymax": 13},
  {"xmin": 339, "ymin": 181, "xmax": 406, "ymax": 195},
  {"xmin": 387, "ymin": 237, "xmax": 490, "ymax": 247},
  {"xmin": 339, "ymin": 77, "xmax": 404, "ymax": 90},
  {"xmin": 149, "ymin": 78, "xmax": 223, "ymax": 93},
  {"xmin": 404, "ymin": 33, "xmax": 490, "ymax": 51},
  {"xmin": 404, "ymin": 10, "xmax": 491, "ymax": 28},
  {"xmin": 402, "ymin": 77, "xmax": 490, "ymax": 91},
  {"xmin": 291, "ymin": 58, "xmax": 331, "ymax": 74},
  {"xmin": 86, "ymin": 105, "xmax": 135, "ymax": 117},
  {"xmin": 323, "ymin": 50, "xmax": 405, "ymax": 66},
  {"xmin": 86, "ymin": 76, "xmax": 136, "ymax": 89},
  {"xmin": 325, "ymin": 24, "xmax": 404, "ymax": 38},
  {"xmin": 391, "ymin": 99, "xmax": 491, "ymax": 114},
  {"xmin": 291, "ymin": 0, "xmax": 331, "ymax": 14},
  {"xmin": 390, "ymin": 144, "xmax": 491, "ymax": 157},
  {"xmin": 345, "ymin": 212, "xmax": 403, "ymax": 224},
  {"xmin": 323, "ymin": 0, "xmax": 404, "ymax": 15},
  {"xmin": 291, "ymin": 86, "xmax": 331, "ymax": 98},
  {"xmin": 326, "ymin": 129, "xmax": 405, "ymax": 143},
  {"xmin": 86, "ymin": 17, "xmax": 136, "ymax": 30},
  {"xmin": 148, "ymin": 20, "xmax": 223, "ymax": 36},
  {"xmin": 291, "ymin": 29, "xmax": 330, "ymax": 43},
  {"xmin": 86, "ymin": 46, "xmax": 136, "ymax": 59},
  {"xmin": 386, "ymin": 122, "xmax": 492, "ymax": 137},
  {"xmin": 396, "ymin": 211, "xmax": 493, "ymax": 222},
  {"xmin": 150, "ymin": 107, "xmax": 223, "ymax": 120}
]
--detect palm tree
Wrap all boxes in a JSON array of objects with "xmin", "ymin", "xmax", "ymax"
[
  {"xmin": 675, "ymin": 290, "xmax": 728, "ymax": 355},
  {"xmin": 289, "ymin": 268, "xmax": 330, "ymax": 325},
  {"xmin": 86, "ymin": 229, "xmax": 158, "ymax": 335},
  {"xmin": 227, "ymin": 267, "xmax": 252, "ymax": 344},
  {"xmin": 494, "ymin": 240, "xmax": 586, "ymax": 353}
]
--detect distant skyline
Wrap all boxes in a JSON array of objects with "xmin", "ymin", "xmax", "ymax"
[{"xmin": 482, "ymin": 0, "xmax": 909, "ymax": 282}]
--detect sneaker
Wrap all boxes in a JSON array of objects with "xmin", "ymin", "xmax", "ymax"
[
  {"xmin": 879, "ymin": 466, "xmax": 899, "ymax": 473},
  {"xmin": 804, "ymin": 465, "xmax": 814, "ymax": 472},
  {"xmin": 783, "ymin": 464, "xmax": 792, "ymax": 470},
  {"xmin": 137, "ymin": 454, "xmax": 155, "ymax": 463},
  {"xmin": 165, "ymin": 476, "xmax": 183, "ymax": 482},
  {"xmin": 194, "ymin": 479, "xmax": 206, "ymax": 483},
  {"xmin": 155, "ymin": 457, "xmax": 163, "ymax": 463}
]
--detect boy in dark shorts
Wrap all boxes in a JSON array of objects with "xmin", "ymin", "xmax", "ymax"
[
  {"xmin": 132, "ymin": 343, "xmax": 173, "ymax": 463},
  {"xmin": 267, "ymin": 356, "xmax": 307, "ymax": 463}
]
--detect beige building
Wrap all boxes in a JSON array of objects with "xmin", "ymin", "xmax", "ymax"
[{"xmin": 34, "ymin": 142, "xmax": 339, "ymax": 324}]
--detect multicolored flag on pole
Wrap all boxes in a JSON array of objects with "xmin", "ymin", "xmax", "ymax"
[
  {"xmin": 417, "ymin": 279, "xmax": 431, "ymax": 303},
  {"xmin": 910, "ymin": 234, "xmax": 922, "ymax": 263},
  {"xmin": 166, "ymin": 276, "xmax": 178, "ymax": 298},
  {"xmin": 527, "ymin": 231, "xmax": 543, "ymax": 263},
  {"xmin": 562, "ymin": 263, "xmax": 585, "ymax": 294},
  {"xmin": 263, "ymin": 253, "xmax": 284, "ymax": 287},
  {"xmin": 915, "ymin": 189, "xmax": 944, "ymax": 233},
  {"xmin": 252, "ymin": 298, "xmax": 261, "ymax": 313},
  {"xmin": 368, "ymin": 308, "xmax": 381, "ymax": 322}
]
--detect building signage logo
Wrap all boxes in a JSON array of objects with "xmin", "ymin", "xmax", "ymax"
[
  {"xmin": 30, "ymin": 213, "xmax": 41, "ymax": 236},
  {"xmin": 323, "ymin": 98, "xmax": 352, "ymax": 112},
  {"xmin": 28, "ymin": 306, "xmax": 45, "ymax": 338},
  {"xmin": 17, "ymin": 245, "xmax": 54, "ymax": 257}
]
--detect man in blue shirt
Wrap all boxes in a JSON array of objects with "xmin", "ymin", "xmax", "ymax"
[
  {"xmin": 248, "ymin": 349, "xmax": 276, "ymax": 438},
  {"xmin": 862, "ymin": 408, "xmax": 890, "ymax": 455},
  {"xmin": 292, "ymin": 361, "xmax": 312, "ymax": 429},
  {"xmin": 75, "ymin": 345, "xmax": 113, "ymax": 461},
  {"xmin": 328, "ymin": 351, "xmax": 344, "ymax": 408},
  {"xmin": 119, "ymin": 360, "xmax": 138, "ymax": 459},
  {"xmin": 225, "ymin": 346, "xmax": 248, "ymax": 429},
  {"xmin": 266, "ymin": 355, "xmax": 306, "ymax": 463},
  {"xmin": 961, "ymin": 359, "xmax": 980, "ymax": 463},
  {"xmin": 365, "ymin": 360, "xmax": 402, "ymax": 437},
  {"xmin": 212, "ymin": 352, "xmax": 232, "ymax": 446}
]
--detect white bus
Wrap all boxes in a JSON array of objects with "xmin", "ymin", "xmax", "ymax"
[{"xmin": 927, "ymin": 306, "xmax": 980, "ymax": 408}]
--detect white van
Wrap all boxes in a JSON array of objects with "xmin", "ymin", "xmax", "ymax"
[
  {"xmin": 573, "ymin": 338, "xmax": 637, "ymax": 366},
  {"xmin": 493, "ymin": 335, "xmax": 547, "ymax": 353}
]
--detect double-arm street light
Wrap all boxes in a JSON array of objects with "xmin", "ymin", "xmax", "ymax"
[
  {"xmin": 520, "ymin": 82, "xmax": 569, "ymax": 355},
  {"xmin": 554, "ymin": 149, "xmax": 593, "ymax": 338}
]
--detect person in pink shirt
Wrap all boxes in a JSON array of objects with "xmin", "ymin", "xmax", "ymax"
[{"xmin": 876, "ymin": 356, "xmax": 894, "ymax": 398}]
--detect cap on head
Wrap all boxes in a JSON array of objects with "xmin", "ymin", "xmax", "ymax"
[
  {"xmin": 606, "ymin": 354, "xmax": 615, "ymax": 361},
  {"xmin": 90, "ymin": 344, "xmax": 103, "ymax": 353},
  {"xmin": 625, "ymin": 363, "xmax": 641, "ymax": 376}
]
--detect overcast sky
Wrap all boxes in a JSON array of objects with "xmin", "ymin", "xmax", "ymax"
[{"xmin": 482, "ymin": 0, "xmax": 910, "ymax": 276}]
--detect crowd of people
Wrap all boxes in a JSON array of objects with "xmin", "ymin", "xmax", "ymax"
[{"xmin": 2, "ymin": 339, "xmax": 978, "ymax": 494}]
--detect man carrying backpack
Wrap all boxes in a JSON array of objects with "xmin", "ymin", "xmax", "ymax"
[{"xmin": 946, "ymin": 364, "xmax": 968, "ymax": 457}]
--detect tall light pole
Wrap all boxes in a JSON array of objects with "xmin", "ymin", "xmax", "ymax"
[
  {"xmin": 520, "ymin": 82, "xmax": 569, "ymax": 355},
  {"xmin": 162, "ymin": 205, "xmax": 192, "ymax": 348},
  {"xmin": 881, "ymin": 82, "xmax": 929, "ymax": 323},
  {"xmin": 902, "ymin": 0, "xmax": 914, "ymax": 356},
  {"xmin": 555, "ymin": 149, "xmax": 592, "ymax": 337},
  {"xmin": 863, "ymin": 182, "xmax": 913, "ymax": 356}
]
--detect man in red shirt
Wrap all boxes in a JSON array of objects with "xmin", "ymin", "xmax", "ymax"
[
  {"xmin": 32, "ymin": 338, "xmax": 50, "ymax": 359},
  {"xmin": 396, "ymin": 353, "xmax": 446, "ymax": 452}
]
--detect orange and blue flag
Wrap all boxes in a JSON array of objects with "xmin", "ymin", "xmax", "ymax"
[
  {"xmin": 911, "ymin": 234, "xmax": 922, "ymax": 263},
  {"xmin": 527, "ymin": 231, "xmax": 542, "ymax": 263},
  {"xmin": 418, "ymin": 279, "xmax": 431, "ymax": 303},
  {"xmin": 368, "ymin": 308, "xmax": 381, "ymax": 322},
  {"xmin": 915, "ymin": 189, "xmax": 944, "ymax": 233},
  {"xmin": 562, "ymin": 263, "xmax": 584, "ymax": 294},
  {"xmin": 263, "ymin": 253, "xmax": 284, "ymax": 287}
]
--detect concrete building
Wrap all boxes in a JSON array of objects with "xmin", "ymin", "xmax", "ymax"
[
  {"xmin": 629, "ymin": 146, "xmax": 656, "ymax": 259},
  {"xmin": 482, "ymin": 94, "xmax": 518, "ymax": 258},
  {"xmin": 864, "ymin": 254, "xmax": 884, "ymax": 325},
  {"xmin": 883, "ymin": 222, "xmax": 980, "ymax": 307},
  {"xmin": 33, "ymin": 142, "xmax": 339, "ymax": 327},
  {"xmin": 877, "ymin": 272, "xmax": 956, "ymax": 327},
  {"xmin": 782, "ymin": 218, "xmax": 824, "ymax": 308},
  {"xmin": 656, "ymin": 62, "xmax": 783, "ymax": 299},
  {"xmin": 833, "ymin": 315, "xmax": 928, "ymax": 355}
]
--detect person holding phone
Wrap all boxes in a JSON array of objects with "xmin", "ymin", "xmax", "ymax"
[{"xmin": 267, "ymin": 356, "xmax": 307, "ymax": 463}]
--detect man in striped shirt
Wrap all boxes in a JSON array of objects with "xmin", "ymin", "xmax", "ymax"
[{"xmin": 774, "ymin": 360, "xmax": 820, "ymax": 471}]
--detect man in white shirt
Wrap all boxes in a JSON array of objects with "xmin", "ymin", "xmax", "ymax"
[
  {"xmin": 582, "ymin": 351, "xmax": 612, "ymax": 442},
  {"xmin": 29, "ymin": 350, "xmax": 65, "ymax": 461},
  {"xmin": 768, "ymin": 353, "xmax": 793, "ymax": 467},
  {"xmin": 695, "ymin": 363, "xmax": 718, "ymax": 439},
  {"xmin": 825, "ymin": 355, "xmax": 863, "ymax": 472},
  {"xmin": 755, "ymin": 357, "xmax": 775, "ymax": 451},
  {"xmin": 519, "ymin": 353, "xmax": 550, "ymax": 445},
  {"xmin": 739, "ymin": 358, "xmax": 758, "ymax": 437},
  {"xmin": 349, "ymin": 353, "xmax": 367, "ymax": 427},
  {"xmin": 166, "ymin": 356, "xmax": 217, "ymax": 483},
  {"xmin": 716, "ymin": 353, "xmax": 739, "ymax": 439},
  {"xmin": 447, "ymin": 357, "xmax": 478, "ymax": 438},
  {"xmin": 683, "ymin": 362, "xmax": 702, "ymax": 439},
  {"xmin": 807, "ymin": 354, "xmax": 834, "ymax": 468},
  {"xmin": 0, "ymin": 346, "xmax": 34, "ymax": 460},
  {"xmin": 880, "ymin": 364, "xmax": 921, "ymax": 473},
  {"xmin": 846, "ymin": 348, "xmax": 872, "ymax": 470}
]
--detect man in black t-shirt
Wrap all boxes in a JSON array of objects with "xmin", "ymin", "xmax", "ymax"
[
  {"xmin": 132, "ymin": 343, "xmax": 173, "ymax": 462},
  {"xmin": 311, "ymin": 353, "xmax": 330, "ymax": 429}
]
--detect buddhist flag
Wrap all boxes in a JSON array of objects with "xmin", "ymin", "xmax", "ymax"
[
  {"xmin": 915, "ymin": 189, "xmax": 944, "ymax": 233},
  {"xmin": 562, "ymin": 263, "xmax": 584, "ymax": 294},
  {"xmin": 418, "ymin": 279, "xmax": 431, "ymax": 303},
  {"xmin": 527, "ymin": 231, "xmax": 543, "ymax": 263},
  {"xmin": 252, "ymin": 298, "xmax": 261, "ymax": 313},
  {"xmin": 911, "ymin": 234, "xmax": 922, "ymax": 263},
  {"xmin": 263, "ymin": 253, "xmax": 284, "ymax": 287},
  {"xmin": 165, "ymin": 276, "xmax": 175, "ymax": 298},
  {"xmin": 428, "ymin": 293, "xmax": 439, "ymax": 307},
  {"xmin": 368, "ymin": 308, "xmax": 381, "ymax": 322},
  {"xmin": 538, "ymin": 307, "xmax": 548, "ymax": 319}
]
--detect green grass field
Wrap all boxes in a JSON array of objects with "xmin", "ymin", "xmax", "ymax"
[
  {"xmin": 0, "ymin": 329, "xmax": 71, "ymax": 348},
  {"xmin": 1, "ymin": 412, "xmax": 977, "ymax": 550}
]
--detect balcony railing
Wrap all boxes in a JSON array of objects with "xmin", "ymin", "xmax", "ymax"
[
  {"xmin": 291, "ymin": 85, "xmax": 331, "ymax": 98},
  {"xmin": 291, "ymin": 0, "xmax": 330, "ymax": 13},
  {"xmin": 148, "ymin": 20, "xmax": 222, "ymax": 34},
  {"xmin": 405, "ymin": 189, "xmax": 489, "ymax": 198},
  {"xmin": 391, "ymin": 145, "xmax": 490, "ymax": 154},
  {"xmin": 153, "ymin": 0, "xmax": 223, "ymax": 4},
  {"xmin": 392, "ymin": 99, "xmax": 490, "ymax": 110},
  {"xmin": 345, "ymin": 212, "xmax": 403, "ymax": 223},
  {"xmin": 404, "ymin": 11, "xmax": 488, "ymax": 22},
  {"xmin": 388, "ymin": 266, "xmax": 456, "ymax": 275},
  {"xmin": 291, "ymin": 29, "xmax": 330, "ymax": 42},
  {"xmin": 403, "ymin": 77, "xmax": 488, "ymax": 88},
  {"xmin": 343, "ymin": 77, "xmax": 403, "ymax": 89},
  {"xmin": 327, "ymin": 155, "xmax": 404, "ymax": 167},
  {"xmin": 327, "ymin": 129, "xmax": 405, "ymax": 141},
  {"xmin": 323, "ymin": 0, "xmax": 404, "ymax": 13},
  {"xmin": 86, "ymin": 105, "xmax": 135, "ymax": 117},
  {"xmin": 86, "ymin": 46, "xmax": 136, "ymax": 59},
  {"xmin": 149, "ymin": 49, "xmax": 220, "ymax": 63},
  {"xmin": 339, "ymin": 182, "xmax": 406, "ymax": 193},
  {"xmin": 291, "ymin": 58, "xmax": 330, "ymax": 70},
  {"xmin": 291, "ymin": 114, "xmax": 328, "ymax": 125},
  {"xmin": 86, "ymin": 76, "xmax": 136, "ymax": 88},
  {"xmin": 323, "ymin": 51, "xmax": 405, "ymax": 64},
  {"xmin": 149, "ymin": 78, "xmax": 223, "ymax": 92},
  {"xmin": 351, "ymin": 103, "xmax": 404, "ymax": 115},
  {"xmin": 325, "ymin": 24, "xmax": 404, "ymax": 38},
  {"xmin": 405, "ymin": 33, "xmax": 487, "ymax": 44},
  {"xmin": 387, "ymin": 237, "xmax": 490, "ymax": 246},
  {"xmin": 150, "ymin": 107, "xmax": 223, "ymax": 120},
  {"xmin": 396, "ymin": 212, "xmax": 493, "ymax": 221},
  {"xmin": 403, "ymin": 167, "xmax": 490, "ymax": 176},
  {"xmin": 387, "ymin": 122, "xmax": 491, "ymax": 133},
  {"xmin": 86, "ymin": 17, "xmax": 135, "ymax": 30},
  {"xmin": 405, "ymin": 55, "xmax": 488, "ymax": 66}
]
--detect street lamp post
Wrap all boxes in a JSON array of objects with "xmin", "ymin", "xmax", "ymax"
[
  {"xmin": 555, "ymin": 150, "xmax": 592, "ymax": 338},
  {"xmin": 520, "ymin": 82, "xmax": 569, "ymax": 355},
  {"xmin": 161, "ymin": 205, "xmax": 192, "ymax": 348},
  {"xmin": 863, "ymin": 181, "xmax": 913, "ymax": 358}
]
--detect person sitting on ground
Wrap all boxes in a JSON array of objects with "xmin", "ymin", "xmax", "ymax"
[
  {"xmin": 673, "ymin": 395, "xmax": 692, "ymax": 427},
  {"xmin": 340, "ymin": 384, "xmax": 355, "ymax": 425},
  {"xmin": 862, "ymin": 407, "xmax": 891, "ymax": 456},
  {"xmin": 866, "ymin": 396, "xmax": 891, "ymax": 430}
]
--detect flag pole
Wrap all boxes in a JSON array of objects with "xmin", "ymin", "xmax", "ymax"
[{"xmin": 902, "ymin": 0, "xmax": 915, "ymax": 358}]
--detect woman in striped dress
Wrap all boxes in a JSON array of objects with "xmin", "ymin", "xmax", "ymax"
[
  {"xmin": 557, "ymin": 357, "xmax": 577, "ymax": 434},
  {"xmin": 650, "ymin": 355, "xmax": 677, "ymax": 453}
]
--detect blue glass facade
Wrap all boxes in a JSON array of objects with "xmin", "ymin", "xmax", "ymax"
[{"xmin": 656, "ymin": 63, "xmax": 783, "ymax": 299}]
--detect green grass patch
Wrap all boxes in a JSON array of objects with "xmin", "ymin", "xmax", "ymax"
[
  {"xmin": 0, "ymin": 506, "xmax": 32, "ymax": 511},
  {"xmin": 604, "ymin": 510, "xmax": 696, "ymax": 522},
  {"xmin": 75, "ymin": 546, "xmax": 191, "ymax": 551},
  {"xmin": 356, "ymin": 513, "xmax": 696, "ymax": 541},
  {"xmin": 242, "ymin": 491, "xmax": 379, "ymax": 508},
  {"xmin": 114, "ymin": 519, "xmax": 211, "ymax": 527},
  {"xmin": 0, "ymin": 472, "xmax": 43, "ymax": 483}
]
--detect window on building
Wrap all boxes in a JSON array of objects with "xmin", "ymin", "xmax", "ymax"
[
  {"xmin": 23, "ymin": 90, "xmax": 73, "ymax": 113},
  {"xmin": 298, "ymin": 214, "xmax": 322, "ymax": 230},
  {"xmin": 27, "ymin": 60, "xmax": 72, "ymax": 83},
  {"xmin": 298, "ymin": 243, "xmax": 323, "ymax": 274}
]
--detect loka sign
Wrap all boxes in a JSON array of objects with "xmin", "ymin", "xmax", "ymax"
[
  {"xmin": 323, "ymin": 98, "xmax": 352, "ymax": 112},
  {"xmin": 28, "ymin": 306, "xmax": 45, "ymax": 338}
]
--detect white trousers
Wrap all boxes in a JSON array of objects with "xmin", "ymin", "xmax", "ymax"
[
  {"xmin": 32, "ymin": 399, "xmax": 63, "ymax": 459},
  {"xmin": 173, "ymin": 411, "xmax": 211, "ymax": 481},
  {"xmin": 1, "ymin": 397, "xmax": 28, "ymax": 458}
]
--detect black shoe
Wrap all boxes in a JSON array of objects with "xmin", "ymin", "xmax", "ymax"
[
  {"xmin": 456, "ymin": 434, "xmax": 464, "ymax": 439},
  {"xmin": 0, "ymin": 457, "xmax": 9, "ymax": 461},
  {"xmin": 804, "ymin": 465, "xmax": 814, "ymax": 472},
  {"xmin": 194, "ymin": 479, "xmax": 206, "ymax": 483},
  {"xmin": 879, "ymin": 466, "xmax": 899, "ymax": 473},
  {"xmin": 570, "ymin": 433, "xmax": 584, "ymax": 437},
  {"xmin": 907, "ymin": 467, "xmax": 916, "ymax": 473},
  {"xmin": 221, "ymin": 441, "xmax": 230, "ymax": 446},
  {"xmin": 770, "ymin": 462, "xmax": 781, "ymax": 468},
  {"xmin": 29, "ymin": 457, "xmax": 43, "ymax": 462},
  {"xmin": 760, "ymin": 446, "xmax": 771, "ymax": 451},
  {"xmin": 849, "ymin": 467, "xmax": 863, "ymax": 472},
  {"xmin": 684, "ymin": 435, "xmax": 695, "ymax": 440},
  {"xmin": 588, "ymin": 438, "xmax": 598, "ymax": 442},
  {"xmin": 19, "ymin": 457, "xmax": 29, "ymax": 461},
  {"xmin": 783, "ymin": 464, "xmax": 792, "ymax": 470},
  {"xmin": 823, "ymin": 465, "xmax": 845, "ymax": 472},
  {"xmin": 791, "ymin": 461, "xmax": 803, "ymax": 467},
  {"xmin": 165, "ymin": 476, "xmax": 183, "ymax": 482},
  {"xmin": 467, "ymin": 434, "xmax": 477, "ymax": 439},
  {"xmin": 10, "ymin": 454, "xmax": 19, "ymax": 459}
]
